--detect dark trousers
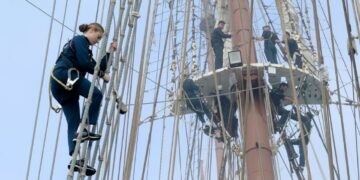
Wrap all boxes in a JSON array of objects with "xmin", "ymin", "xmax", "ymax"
[
  {"xmin": 284, "ymin": 52, "xmax": 303, "ymax": 68},
  {"xmin": 213, "ymin": 46, "xmax": 223, "ymax": 69},
  {"xmin": 51, "ymin": 73, "xmax": 103, "ymax": 156},
  {"xmin": 293, "ymin": 53, "xmax": 303, "ymax": 68},
  {"xmin": 216, "ymin": 96, "xmax": 239, "ymax": 138},
  {"xmin": 186, "ymin": 96, "xmax": 212, "ymax": 124},
  {"xmin": 291, "ymin": 136, "xmax": 309, "ymax": 167},
  {"xmin": 265, "ymin": 46, "xmax": 278, "ymax": 64}
]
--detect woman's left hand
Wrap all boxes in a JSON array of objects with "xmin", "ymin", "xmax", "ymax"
[{"xmin": 102, "ymin": 73, "xmax": 110, "ymax": 82}]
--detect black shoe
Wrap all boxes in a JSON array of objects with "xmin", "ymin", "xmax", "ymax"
[
  {"xmin": 73, "ymin": 129, "xmax": 101, "ymax": 143},
  {"xmin": 68, "ymin": 159, "xmax": 96, "ymax": 176},
  {"xmin": 274, "ymin": 123, "xmax": 283, "ymax": 133},
  {"xmin": 203, "ymin": 125, "xmax": 217, "ymax": 136},
  {"xmin": 294, "ymin": 165, "xmax": 304, "ymax": 172},
  {"xmin": 116, "ymin": 99, "xmax": 127, "ymax": 114},
  {"xmin": 289, "ymin": 139, "xmax": 297, "ymax": 144}
]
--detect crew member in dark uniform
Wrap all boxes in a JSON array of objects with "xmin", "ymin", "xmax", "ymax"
[
  {"xmin": 214, "ymin": 95, "xmax": 239, "ymax": 140},
  {"xmin": 270, "ymin": 81, "xmax": 295, "ymax": 132},
  {"xmin": 256, "ymin": 25, "xmax": 280, "ymax": 64},
  {"xmin": 50, "ymin": 23, "xmax": 117, "ymax": 176},
  {"xmin": 291, "ymin": 112, "xmax": 313, "ymax": 171},
  {"xmin": 283, "ymin": 32, "xmax": 302, "ymax": 68},
  {"xmin": 211, "ymin": 20, "xmax": 232, "ymax": 69},
  {"xmin": 183, "ymin": 78, "xmax": 212, "ymax": 125}
]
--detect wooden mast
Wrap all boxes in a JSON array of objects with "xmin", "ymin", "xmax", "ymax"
[{"xmin": 229, "ymin": 0, "xmax": 275, "ymax": 179}]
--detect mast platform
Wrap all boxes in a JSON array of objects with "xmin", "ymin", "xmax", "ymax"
[{"xmin": 173, "ymin": 63, "xmax": 323, "ymax": 116}]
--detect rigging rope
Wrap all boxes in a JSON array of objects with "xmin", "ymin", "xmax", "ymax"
[
  {"xmin": 73, "ymin": 0, "xmax": 82, "ymax": 37},
  {"xmin": 115, "ymin": 45, "xmax": 136, "ymax": 179},
  {"xmin": 26, "ymin": 0, "xmax": 57, "ymax": 179},
  {"xmin": 97, "ymin": 2, "xmax": 141, "ymax": 180},
  {"xmin": 168, "ymin": 0, "xmax": 192, "ymax": 179},
  {"xmin": 111, "ymin": 43, "xmax": 135, "ymax": 179},
  {"xmin": 92, "ymin": 1, "xmax": 136, "ymax": 178},
  {"xmin": 90, "ymin": 0, "xmax": 131, "ymax": 168},
  {"xmin": 49, "ymin": 0, "xmax": 71, "ymax": 179},
  {"xmin": 281, "ymin": 0, "xmax": 311, "ymax": 178},
  {"xmin": 49, "ymin": 114, "xmax": 63, "ymax": 180},
  {"xmin": 309, "ymin": 0, "xmax": 337, "ymax": 179},
  {"xmin": 43, "ymin": 0, "xmax": 72, "ymax": 178},
  {"xmin": 36, "ymin": 108, "xmax": 52, "ymax": 180},
  {"xmin": 316, "ymin": 3, "xmax": 360, "ymax": 164},
  {"xmin": 140, "ymin": 0, "xmax": 170, "ymax": 178},
  {"xmin": 308, "ymin": 139, "xmax": 327, "ymax": 179},
  {"xmin": 67, "ymin": 0, "xmax": 116, "ymax": 179},
  {"xmin": 102, "ymin": 26, "xmax": 138, "ymax": 180},
  {"xmin": 25, "ymin": 0, "xmax": 74, "ymax": 33},
  {"xmin": 159, "ymin": 9, "xmax": 173, "ymax": 176},
  {"xmin": 325, "ymin": 0, "xmax": 349, "ymax": 178},
  {"xmin": 122, "ymin": 0, "xmax": 151, "ymax": 178},
  {"xmin": 342, "ymin": 0, "xmax": 360, "ymax": 106}
]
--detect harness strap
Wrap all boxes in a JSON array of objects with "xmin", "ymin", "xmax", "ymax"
[
  {"xmin": 48, "ymin": 78, "xmax": 62, "ymax": 113},
  {"xmin": 51, "ymin": 54, "xmax": 80, "ymax": 91}
]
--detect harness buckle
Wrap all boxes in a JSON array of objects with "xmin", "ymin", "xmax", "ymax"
[{"xmin": 66, "ymin": 68, "xmax": 79, "ymax": 89}]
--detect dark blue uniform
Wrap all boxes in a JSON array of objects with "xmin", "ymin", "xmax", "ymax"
[
  {"xmin": 183, "ymin": 79, "xmax": 212, "ymax": 124},
  {"xmin": 50, "ymin": 35, "xmax": 109, "ymax": 156},
  {"xmin": 286, "ymin": 38, "xmax": 302, "ymax": 68},
  {"xmin": 291, "ymin": 115, "xmax": 312, "ymax": 167},
  {"xmin": 211, "ymin": 27, "xmax": 231, "ymax": 69},
  {"xmin": 270, "ymin": 87, "xmax": 302, "ymax": 130},
  {"xmin": 215, "ymin": 95, "xmax": 238, "ymax": 138},
  {"xmin": 262, "ymin": 31, "xmax": 279, "ymax": 64}
]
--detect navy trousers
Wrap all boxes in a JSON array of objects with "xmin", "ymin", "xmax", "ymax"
[
  {"xmin": 215, "ymin": 96, "xmax": 239, "ymax": 138},
  {"xmin": 51, "ymin": 69, "xmax": 103, "ymax": 156},
  {"xmin": 264, "ymin": 46, "xmax": 278, "ymax": 64},
  {"xmin": 213, "ymin": 46, "xmax": 223, "ymax": 69},
  {"xmin": 291, "ymin": 136, "xmax": 309, "ymax": 167}
]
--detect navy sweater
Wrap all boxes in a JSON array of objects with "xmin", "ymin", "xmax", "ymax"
[
  {"xmin": 262, "ymin": 31, "xmax": 279, "ymax": 49},
  {"xmin": 55, "ymin": 35, "xmax": 109, "ymax": 77},
  {"xmin": 211, "ymin": 27, "xmax": 231, "ymax": 48},
  {"xmin": 183, "ymin": 79, "xmax": 200, "ymax": 98}
]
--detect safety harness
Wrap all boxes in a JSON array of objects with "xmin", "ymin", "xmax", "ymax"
[{"xmin": 49, "ymin": 39, "xmax": 81, "ymax": 113}]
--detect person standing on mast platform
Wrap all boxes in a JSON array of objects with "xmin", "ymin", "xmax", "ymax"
[
  {"xmin": 255, "ymin": 25, "xmax": 280, "ymax": 64},
  {"xmin": 282, "ymin": 32, "xmax": 302, "ymax": 68},
  {"xmin": 211, "ymin": 20, "xmax": 232, "ymax": 69},
  {"xmin": 50, "ymin": 23, "xmax": 120, "ymax": 176}
]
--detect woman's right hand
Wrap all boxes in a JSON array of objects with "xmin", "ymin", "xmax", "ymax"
[
  {"xmin": 102, "ymin": 73, "xmax": 110, "ymax": 82},
  {"xmin": 108, "ymin": 41, "xmax": 117, "ymax": 52}
]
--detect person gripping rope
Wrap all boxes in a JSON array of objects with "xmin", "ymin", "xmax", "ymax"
[
  {"xmin": 183, "ymin": 78, "xmax": 212, "ymax": 126},
  {"xmin": 50, "ymin": 23, "xmax": 117, "ymax": 176},
  {"xmin": 270, "ymin": 79, "xmax": 295, "ymax": 132},
  {"xmin": 211, "ymin": 20, "xmax": 232, "ymax": 69},
  {"xmin": 255, "ymin": 25, "xmax": 280, "ymax": 64},
  {"xmin": 282, "ymin": 32, "xmax": 302, "ymax": 68},
  {"xmin": 290, "ymin": 112, "xmax": 313, "ymax": 171}
]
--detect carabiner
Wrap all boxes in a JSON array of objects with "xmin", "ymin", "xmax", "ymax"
[{"xmin": 66, "ymin": 68, "xmax": 80, "ymax": 89}]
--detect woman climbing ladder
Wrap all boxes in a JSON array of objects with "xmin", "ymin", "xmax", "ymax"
[{"xmin": 50, "ymin": 22, "xmax": 116, "ymax": 176}]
